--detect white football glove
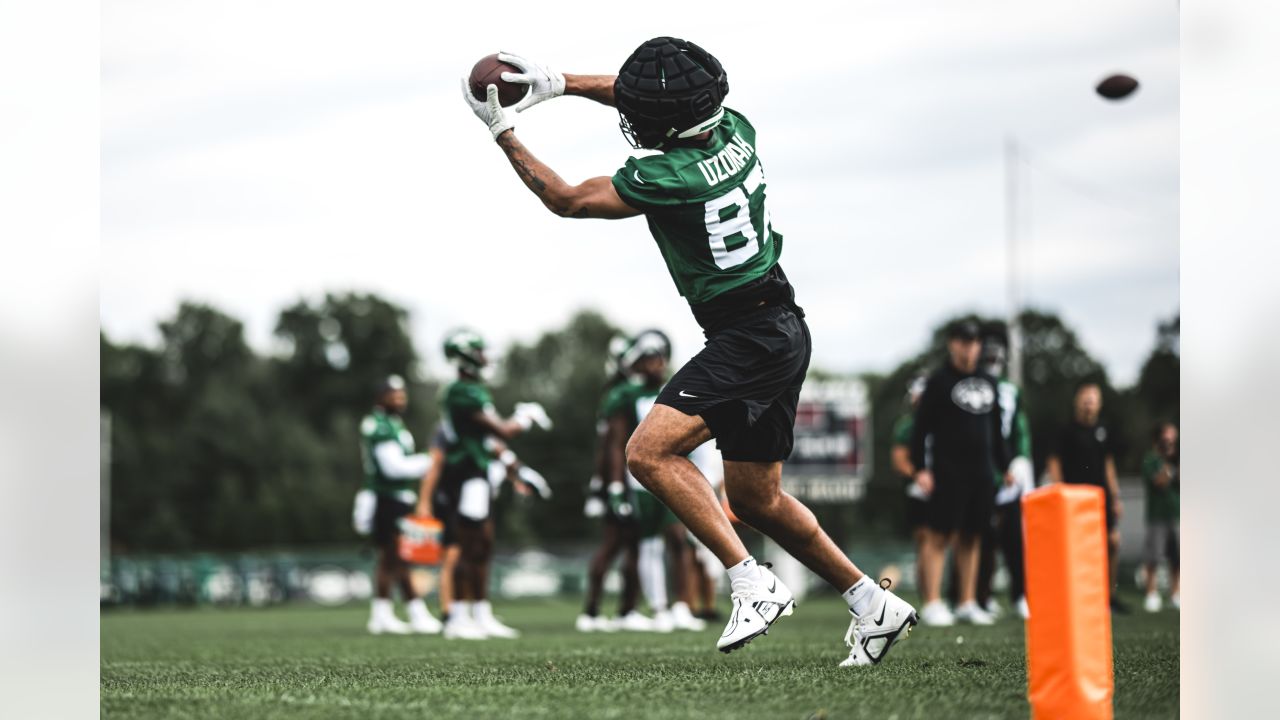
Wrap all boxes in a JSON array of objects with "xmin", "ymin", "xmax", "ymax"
[
  {"xmin": 517, "ymin": 465, "xmax": 553, "ymax": 500},
  {"xmin": 513, "ymin": 401, "xmax": 553, "ymax": 431},
  {"xmin": 351, "ymin": 489, "xmax": 375, "ymax": 537},
  {"xmin": 497, "ymin": 51, "xmax": 565, "ymax": 112},
  {"xmin": 460, "ymin": 79, "xmax": 514, "ymax": 140}
]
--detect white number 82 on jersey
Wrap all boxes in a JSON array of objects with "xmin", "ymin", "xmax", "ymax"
[{"xmin": 703, "ymin": 162, "xmax": 773, "ymax": 270}]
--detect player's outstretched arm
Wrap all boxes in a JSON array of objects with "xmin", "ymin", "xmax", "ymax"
[
  {"xmin": 495, "ymin": 130, "xmax": 639, "ymax": 219},
  {"xmin": 563, "ymin": 74, "xmax": 616, "ymax": 106},
  {"xmin": 464, "ymin": 82, "xmax": 639, "ymax": 219}
]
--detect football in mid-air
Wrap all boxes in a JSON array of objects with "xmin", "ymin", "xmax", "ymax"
[
  {"xmin": 1095, "ymin": 73, "xmax": 1140, "ymax": 100},
  {"xmin": 469, "ymin": 54, "xmax": 526, "ymax": 107}
]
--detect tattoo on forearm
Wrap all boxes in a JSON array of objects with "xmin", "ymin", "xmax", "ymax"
[
  {"xmin": 498, "ymin": 135, "xmax": 548, "ymax": 194},
  {"xmin": 497, "ymin": 132, "xmax": 581, "ymax": 216}
]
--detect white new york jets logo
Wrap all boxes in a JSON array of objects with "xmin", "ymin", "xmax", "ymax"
[{"xmin": 951, "ymin": 377, "xmax": 995, "ymax": 414}]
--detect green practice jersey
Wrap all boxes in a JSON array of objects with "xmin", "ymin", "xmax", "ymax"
[
  {"xmin": 360, "ymin": 409, "xmax": 418, "ymax": 496},
  {"xmin": 892, "ymin": 414, "xmax": 914, "ymax": 447},
  {"xmin": 440, "ymin": 379, "xmax": 495, "ymax": 477},
  {"xmin": 1142, "ymin": 450, "xmax": 1180, "ymax": 523},
  {"xmin": 995, "ymin": 379, "xmax": 1032, "ymax": 486},
  {"xmin": 611, "ymin": 108, "xmax": 782, "ymax": 306},
  {"xmin": 601, "ymin": 380, "xmax": 661, "ymax": 490}
]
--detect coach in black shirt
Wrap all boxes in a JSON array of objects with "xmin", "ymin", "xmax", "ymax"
[
  {"xmin": 910, "ymin": 320, "xmax": 1010, "ymax": 626},
  {"xmin": 1046, "ymin": 381, "xmax": 1125, "ymax": 611}
]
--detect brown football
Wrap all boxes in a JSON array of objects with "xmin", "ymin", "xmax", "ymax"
[
  {"xmin": 469, "ymin": 54, "xmax": 526, "ymax": 107},
  {"xmin": 1095, "ymin": 73, "xmax": 1139, "ymax": 101}
]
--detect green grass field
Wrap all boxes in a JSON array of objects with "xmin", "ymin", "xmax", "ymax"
[{"xmin": 102, "ymin": 594, "xmax": 1178, "ymax": 719}]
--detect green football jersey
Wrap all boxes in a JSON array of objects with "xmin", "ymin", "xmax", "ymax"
[
  {"xmin": 601, "ymin": 380, "xmax": 661, "ymax": 490},
  {"xmin": 359, "ymin": 409, "xmax": 419, "ymax": 496},
  {"xmin": 440, "ymin": 379, "xmax": 495, "ymax": 477},
  {"xmin": 891, "ymin": 414, "xmax": 914, "ymax": 447},
  {"xmin": 611, "ymin": 107, "xmax": 782, "ymax": 306},
  {"xmin": 1142, "ymin": 450, "xmax": 1179, "ymax": 523},
  {"xmin": 994, "ymin": 379, "xmax": 1031, "ymax": 486}
]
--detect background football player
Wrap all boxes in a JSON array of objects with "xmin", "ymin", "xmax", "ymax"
[
  {"xmin": 977, "ymin": 331, "xmax": 1033, "ymax": 620},
  {"xmin": 462, "ymin": 37, "xmax": 916, "ymax": 666},
  {"xmin": 890, "ymin": 375, "xmax": 929, "ymax": 596},
  {"xmin": 578, "ymin": 335, "xmax": 644, "ymax": 633},
  {"xmin": 418, "ymin": 426, "xmax": 546, "ymax": 632},
  {"xmin": 600, "ymin": 329, "xmax": 706, "ymax": 633},
  {"xmin": 359, "ymin": 375, "xmax": 443, "ymax": 635},
  {"xmin": 431, "ymin": 329, "xmax": 551, "ymax": 639}
]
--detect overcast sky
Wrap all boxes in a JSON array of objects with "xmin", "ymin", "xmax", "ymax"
[{"xmin": 101, "ymin": 0, "xmax": 1178, "ymax": 385}]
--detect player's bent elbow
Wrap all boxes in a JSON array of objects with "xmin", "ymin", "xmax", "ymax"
[{"xmin": 547, "ymin": 196, "xmax": 591, "ymax": 219}]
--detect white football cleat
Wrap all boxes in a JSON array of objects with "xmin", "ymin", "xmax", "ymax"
[
  {"xmin": 954, "ymin": 601, "xmax": 995, "ymax": 625},
  {"xmin": 919, "ymin": 600, "xmax": 956, "ymax": 627},
  {"xmin": 671, "ymin": 602, "xmax": 707, "ymax": 632},
  {"xmin": 406, "ymin": 599, "xmax": 443, "ymax": 635},
  {"xmin": 443, "ymin": 607, "xmax": 489, "ymax": 640},
  {"xmin": 473, "ymin": 601, "xmax": 519, "ymax": 639},
  {"xmin": 716, "ymin": 564, "xmax": 794, "ymax": 653},
  {"xmin": 651, "ymin": 610, "xmax": 676, "ymax": 633},
  {"xmin": 983, "ymin": 598, "xmax": 1004, "ymax": 620},
  {"xmin": 1171, "ymin": 592, "xmax": 1180, "ymax": 610},
  {"xmin": 840, "ymin": 581, "xmax": 918, "ymax": 667},
  {"xmin": 367, "ymin": 614, "xmax": 412, "ymax": 635},
  {"xmin": 1144, "ymin": 592, "xmax": 1162, "ymax": 613},
  {"xmin": 613, "ymin": 611, "xmax": 657, "ymax": 632},
  {"xmin": 1016, "ymin": 596, "xmax": 1030, "ymax": 620},
  {"xmin": 575, "ymin": 614, "xmax": 601, "ymax": 632}
]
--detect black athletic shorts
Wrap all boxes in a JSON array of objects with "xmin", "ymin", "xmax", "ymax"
[
  {"xmin": 372, "ymin": 495, "xmax": 413, "ymax": 548},
  {"xmin": 905, "ymin": 495, "xmax": 930, "ymax": 532},
  {"xmin": 432, "ymin": 484, "xmax": 461, "ymax": 547},
  {"xmin": 656, "ymin": 302, "xmax": 811, "ymax": 463},
  {"xmin": 926, "ymin": 471, "xmax": 994, "ymax": 537}
]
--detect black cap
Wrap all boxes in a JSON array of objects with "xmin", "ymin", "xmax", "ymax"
[{"xmin": 947, "ymin": 319, "xmax": 981, "ymax": 341}]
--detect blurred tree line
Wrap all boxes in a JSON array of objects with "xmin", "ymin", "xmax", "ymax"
[
  {"xmin": 103, "ymin": 294, "xmax": 1176, "ymax": 552},
  {"xmin": 101, "ymin": 295, "xmax": 618, "ymax": 553}
]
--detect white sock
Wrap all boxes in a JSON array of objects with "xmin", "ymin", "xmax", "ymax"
[
  {"xmin": 843, "ymin": 576, "xmax": 880, "ymax": 617},
  {"xmin": 639, "ymin": 536, "xmax": 669, "ymax": 610},
  {"xmin": 726, "ymin": 556, "xmax": 761, "ymax": 585},
  {"xmin": 371, "ymin": 597, "xmax": 394, "ymax": 619}
]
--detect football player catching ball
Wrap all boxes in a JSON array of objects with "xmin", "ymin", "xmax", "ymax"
[{"xmin": 462, "ymin": 37, "xmax": 917, "ymax": 666}]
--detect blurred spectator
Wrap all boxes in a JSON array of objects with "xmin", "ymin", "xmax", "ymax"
[
  {"xmin": 890, "ymin": 375, "xmax": 929, "ymax": 593},
  {"xmin": 910, "ymin": 320, "xmax": 1009, "ymax": 626},
  {"xmin": 1046, "ymin": 382, "xmax": 1128, "ymax": 613},
  {"xmin": 1142, "ymin": 421, "xmax": 1180, "ymax": 612}
]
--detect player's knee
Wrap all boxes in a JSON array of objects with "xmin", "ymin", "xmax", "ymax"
[
  {"xmin": 625, "ymin": 433, "xmax": 660, "ymax": 482},
  {"xmin": 726, "ymin": 493, "xmax": 767, "ymax": 525}
]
